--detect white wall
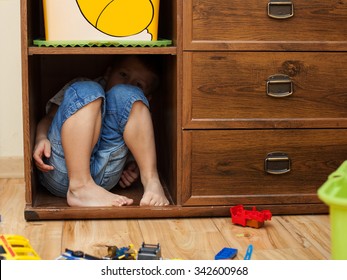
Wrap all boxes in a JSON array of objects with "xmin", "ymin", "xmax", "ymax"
[{"xmin": 0, "ymin": 0, "xmax": 23, "ymax": 157}]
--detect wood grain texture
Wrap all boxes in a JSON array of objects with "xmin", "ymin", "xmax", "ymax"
[
  {"xmin": 183, "ymin": 0, "xmax": 347, "ymax": 51},
  {"xmin": 183, "ymin": 52, "xmax": 347, "ymax": 128},
  {"xmin": 181, "ymin": 129, "xmax": 344, "ymax": 207},
  {"xmin": 0, "ymin": 179, "xmax": 331, "ymax": 260}
]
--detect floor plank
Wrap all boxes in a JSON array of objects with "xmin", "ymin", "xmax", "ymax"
[
  {"xmin": 138, "ymin": 218, "xmax": 230, "ymax": 259},
  {"xmin": 61, "ymin": 219, "xmax": 144, "ymax": 258},
  {"xmin": 278, "ymin": 215, "xmax": 331, "ymax": 258},
  {"xmin": 0, "ymin": 178, "xmax": 64, "ymax": 260},
  {"xmin": 0, "ymin": 178, "xmax": 332, "ymax": 260},
  {"xmin": 0, "ymin": 157, "xmax": 24, "ymax": 178}
]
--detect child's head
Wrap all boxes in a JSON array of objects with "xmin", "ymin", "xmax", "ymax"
[{"xmin": 105, "ymin": 55, "xmax": 160, "ymax": 99}]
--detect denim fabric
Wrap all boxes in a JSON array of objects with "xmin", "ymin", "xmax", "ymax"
[{"xmin": 40, "ymin": 81, "xmax": 149, "ymax": 197}]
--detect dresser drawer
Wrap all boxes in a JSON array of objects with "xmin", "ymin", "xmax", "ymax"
[
  {"xmin": 182, "ymin": 129, "xmax": 347, "ymax": 206},
  {"xmin": 183, "ymin": 0, "xmax": 347, "ymax": 50},
  {"xmin": 183, "ymin": 52, "xmax": 347, "ymax": 129}
]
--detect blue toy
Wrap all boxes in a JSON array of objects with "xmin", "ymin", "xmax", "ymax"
[
  {"xmin": 243, "ymin": 244, "xmax": 253, "ymax": 260},
  {"xmin": 215, "ymin": 247, "xmax": 238, "ymax": 260}
]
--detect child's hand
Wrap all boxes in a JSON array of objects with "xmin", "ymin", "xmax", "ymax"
[
  {"xmin": 33, "ymin": 138, "xmax": 54, "ymax": 172},
  {"xmin": 119, "ymin": 161, "xmax": 139, "ymax": 188}
]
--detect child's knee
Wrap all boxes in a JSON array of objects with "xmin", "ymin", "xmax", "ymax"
[
  {"xmin": 70, "ymin": 80, "xmax": 105, "ymax": 101},
  {"xmin": 106, "ymin": 84, "xmax": 149, "ymax": 109},
  {"xmin": 107, "ymin": 84, "xmax": 142, "ymax": 101}
]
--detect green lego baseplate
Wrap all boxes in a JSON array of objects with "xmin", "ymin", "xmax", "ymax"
[{"xmin": 33, "ymin": 39, "xmax": 172, "ymax": 48}]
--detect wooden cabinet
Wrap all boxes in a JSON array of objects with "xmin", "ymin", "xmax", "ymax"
[
  {"xmin": 21, "ymin": 0, "xmax": 184, "ymax": 220},
  {"xmin": 22, "ymin": 0, "xmax": 347, "ymax": 220},
  {"xmin": 181, "ymin": 0, "xmax": 347, "ymax": 214}
]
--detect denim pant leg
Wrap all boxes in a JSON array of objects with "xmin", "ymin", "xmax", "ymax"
[
  {"xmin": 40, "ymin": 81, "xmax": 106, "ymax": 197},
  {"xmin": 91, "ymin": 84, "xmax": 150, "ymax": 189}
]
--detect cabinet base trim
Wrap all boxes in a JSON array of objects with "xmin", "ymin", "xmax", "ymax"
[{"xmin": 24, "ymin": 204, "xmax": 328, "ymax": 221}]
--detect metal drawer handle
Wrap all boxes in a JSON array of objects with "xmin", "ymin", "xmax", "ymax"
[
  {"xmin": 264, "ymin": 152, "xmax": 291, "ymax": 175},
  {"xmin": 266, "ymin": 74, "xmax": 293, "ymax": 98},
  {"xmin": 268, "ymin": 1, "xmax": 294, "ymax": 19}
]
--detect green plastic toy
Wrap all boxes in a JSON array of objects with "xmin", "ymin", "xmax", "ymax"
[
  {"xmin": 33, "ymin": 39, "xmax": 172, "ymax": 48},
  {"xmin": 318, "ymin": 160, "xmax": 347, "ymax": 260}
]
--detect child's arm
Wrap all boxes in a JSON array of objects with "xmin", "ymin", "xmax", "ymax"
[{"xmin": 33, "ymin": 104, "xmax": 58, "ymax": 172}]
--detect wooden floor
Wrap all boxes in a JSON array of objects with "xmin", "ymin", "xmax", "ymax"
[{"xmin": 0, "ymin": 178, "xmax": 331, "ymax": 260}]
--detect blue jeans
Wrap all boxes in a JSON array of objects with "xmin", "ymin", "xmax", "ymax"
[{"xmin": 40, "ymin": 81, "xmax": 149, "ymax": 197}]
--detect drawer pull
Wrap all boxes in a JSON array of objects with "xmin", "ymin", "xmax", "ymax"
[
  {"xmin": 267, "ymin": 1, "xmax": 294, "ymax": 19},
  {"xmin": 266, "ymin": 74, "xmax": 293, "ymax": 98},
  {"xmin": 264, "ymin": 152, "xmax": 291, "ymax": 175}
]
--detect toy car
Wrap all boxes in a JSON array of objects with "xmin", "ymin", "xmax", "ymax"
[
  {"xmin": 137, "ymin": 243, "xmax": 162, "ymax": 260},
  {"xmin": 56, "ymin": 248, "xmax": 100, "ymax": 260},
  {"xmin": 0, "ymin": 234, "xmax": 41, "ymax": 260}
]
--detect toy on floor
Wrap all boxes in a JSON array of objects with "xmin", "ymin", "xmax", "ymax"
[
  {"xmin": 137, "ymin": 242, "xmax": 162, "ymax": 260},
  {"xmin": 215, "ymin": 247, "xmax": 238, "ymax": 260},
  {"xmin": 318, "ymin": 160, "xmax": 347, "ymax": 260},
  {"xmin": 243, "ymin": 244, "xmax": 253, "ymax": 260},
  {"xmin": 57, "ymin": 243, "xmax": 160, "ymax": 260},
  {"xmin": 0, "ymin": 234, "xmax": 41, "ymax": 260},
  {"xmin": 56, "ymin": 248, "xmax": 100, "ymax": 260},
  {"xmin": 103, "ymin": 244, "xmax": 137, "ymax": 260},
  {"xmin": 230, "ymin": 205, "xmax": 272, "ymax": 228}
]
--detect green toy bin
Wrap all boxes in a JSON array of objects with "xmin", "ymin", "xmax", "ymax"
[{"xmin": 318, "ymin": 160, "xmax": 347, "ymax": 260}]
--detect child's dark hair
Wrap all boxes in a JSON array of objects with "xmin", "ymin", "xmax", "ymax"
[{"xmin": 110, "ymin": 55, "xmax": 162, "ymax": 93}]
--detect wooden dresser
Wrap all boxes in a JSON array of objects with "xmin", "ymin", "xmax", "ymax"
[
  {"xmin": 21, "ymin": 0, "xmax": 347, "ymax": 220},
  {"xmin": 180, "ymin": 0, "xmax": 347, "ymax": 213}
]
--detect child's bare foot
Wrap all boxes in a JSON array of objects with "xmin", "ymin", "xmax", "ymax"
[
  {"xmin": 140, "ymin": 178, "xmax": 169, "ymax": 206},
  {"xmin": 67, "ymin": 181, "xmax": 133, "ymax": 207}
]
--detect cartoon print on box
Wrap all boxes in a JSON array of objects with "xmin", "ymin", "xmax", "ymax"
[
  {"xmin": 43, "ymin": 0, "xmax": 159, "ymax": 41},
  {"xmin": 76, "ymin": 0, "xmax": 156, "ymax": 39}
]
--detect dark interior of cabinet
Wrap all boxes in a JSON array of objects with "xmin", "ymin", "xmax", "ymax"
[{"xmin": 26, "ymin": 0, "xmax": 178, "ymax": 207}]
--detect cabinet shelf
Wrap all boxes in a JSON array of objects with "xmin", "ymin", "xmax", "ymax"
[{"xmin": 28, "ymin": 46, "xmax": 177, "ymax": 56}]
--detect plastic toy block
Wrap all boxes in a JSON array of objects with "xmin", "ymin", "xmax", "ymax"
[
  {"xmin": 33, "ymin": 39, "xmax": 172, "ymax": 48},
  {"xmin": 230, "ymin": 205, "xmax": 272, "ymax": 228},
  {"xmin": 215, "ymin": 247, "xmax": 238, "ymax": 260}
]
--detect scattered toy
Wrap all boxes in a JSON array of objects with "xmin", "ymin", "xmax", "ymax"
[
  {"xmin": 0, "ymin": 234, "xmax": 41, "ymax": 260},
  {"xmin": 230, "ymin": 205, "xmax": 272, "ymax": 228},
  {"xmin": 243, "ymin": 244, "xmax": 253, "ymax": 260},
  {"xmin": 103, "ymin": 244, "xmax": 137, "ymax": 260},
  {"xmin": 215, "ymin": 247, "xmax": 238, "ymax": 260},
  {"xmin": 137, "ymin": 242, "xmax": 162, "ymax": 260},
  {"xmin": 56, "ymin": 248, "xmax": 100, "ymax": 260},
  {"xmin": 56, "ymin": 243, "xmax": 161, "ymax": 260}
]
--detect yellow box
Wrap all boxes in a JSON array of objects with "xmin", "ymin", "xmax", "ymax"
[{"xmin": 43, "ymin": 0, "xmax": 160, "ymax": 41}]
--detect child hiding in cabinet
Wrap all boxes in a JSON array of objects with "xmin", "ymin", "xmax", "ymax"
[{"xmin": 33, "ymin": 55, "xmax": 169, "ymax": 207}]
